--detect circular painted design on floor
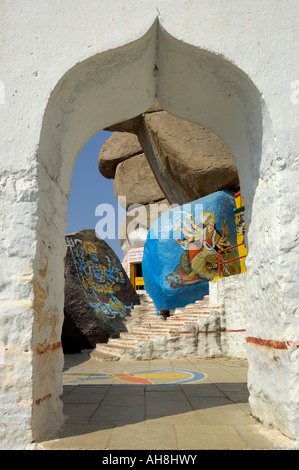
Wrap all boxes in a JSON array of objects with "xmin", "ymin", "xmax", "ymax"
[{"xmin": 63, "ymin": 366, "xmax": 206, "ymax": 387}]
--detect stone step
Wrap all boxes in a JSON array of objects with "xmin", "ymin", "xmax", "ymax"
[
  {"xmin": 93, "ymin": 344, "xmax": 123, "ymax": 357},
  {"xmin": 136, "ymin": 299, "xmax": 154, "ymax": 306},
  {"xmin": 125, "ymin": 320, "xmax": 205, "ymax": 334},
  {"xmin": 137, "ymin": 300, "xmax": 155, "ymax": 306},
  {"xmin": 89, "ymin": 349, "xmax": 121, "ymax": 362},
  {"xmin": 120, "ymin": 332, "xmax": 156, "ymax": 341},
  {"xmin": 91, "ymin": 293, "xmax": 217, "ymax": 361},
  {"xmin": 178, "ymin": 304, "xmax": 209, "ymax": 312},
  {"xmin": 126, "ymin": 315, "xmax": 158, "ymax": 323},
  {"xmin": 108, "ymin": 337, "xmax": 139, "ymax": 347},
  {"xmin": 129, "ymin": 316, "xmax": 157, "ymax": 322},
  {"xmin": 126, "ymin": 309, "xmax": 212, "ymax": 329},
  {"xmin": 94, "ymin": 342, "xmax": 136, "ymax": 357},
  {"xmin": 171, "ymin": 311, "xmax": 210, "ymax": 317},
  {"xmin": 172, "ymin": 309, "xmax": 210, "ymax": 316},
  {"xmin": 129, "ymin": 309, "xmax": 157, "ymax": 317},
  {"xmin": 136, "ymin": 303, "xmax": 155, "ymax": 309},
  {"xmin": 138, "ymin": 319, "xmax": 199, "ymax": 329},
  {"xmin": 131, "ymin": 306, "xmax": 156, "ymax": 313},
  {"xmin": 131, "ymin": 306, "xmax": 211, "ymax": 316},
  {"xmin": 130, "ymin": 326, "xmax": 174, "ymax": 335}
]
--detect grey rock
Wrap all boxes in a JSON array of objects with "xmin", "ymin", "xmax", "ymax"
[{"xmin": 114, "ymin": 153, "xmax": 166, "ymax": 210}]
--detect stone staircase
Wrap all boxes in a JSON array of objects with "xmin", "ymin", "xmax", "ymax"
[{"xmin": 90, "ymin": 292, "xmax": 222, "ymax": 361}]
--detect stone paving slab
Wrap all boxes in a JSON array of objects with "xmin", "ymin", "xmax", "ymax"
[{"xmin": 36, "ymin": 352, "xmax": 296, "ymax": 450}]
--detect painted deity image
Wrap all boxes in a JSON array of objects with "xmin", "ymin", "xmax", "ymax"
[
  {"xmin": 166, "ymin": 210, "xmax": 240, "ymax": 288},
  {"xmin": 66, "ymin": 238, "xmax": 133, "ymax": 318}
]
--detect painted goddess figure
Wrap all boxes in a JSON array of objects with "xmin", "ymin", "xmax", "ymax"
[{"xmin": 167, "ymin": 210, "xmax": 239, "ymax": 287}]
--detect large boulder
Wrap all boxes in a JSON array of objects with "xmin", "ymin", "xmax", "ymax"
[
  {"xmin": 114, "ymin": 153, "xmax": 166, "ymax": 210},
  {"xmin": 142, "ymin": 191, "xmax": 241, "ymax": 312},
  {"xmin": 102, "ymin": 102, "xmax": 239, "ymax": 209},
  {"xmin": 100, "ymin": 101, "xmax": 239, "ymax": 259},
  {"xmin": 62, "ymin": 229, "xmax": 140, "ymax": 353},
  {"xmin": 103, "ymin": 98, "xmax": 163, "ymax": 134},
  {"xmin": 98, "ymin": 132, "xmax": 143, "ymax": 179},
  {"xmin": 143, "ymin": 111, "xmax": 239, "ymax": 202}
]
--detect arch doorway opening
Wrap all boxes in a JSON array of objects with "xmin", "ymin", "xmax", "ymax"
[{"xmin": 33, "ymin": 22, "xmax": 280, "ymax": 444}]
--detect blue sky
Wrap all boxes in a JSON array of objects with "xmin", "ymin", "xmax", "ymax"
[{"xmin": 66, "ymin": 130, "xmax": 126, "ymax": 261}]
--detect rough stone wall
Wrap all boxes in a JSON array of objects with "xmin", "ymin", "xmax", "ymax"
[
  {"xmin": 209, "ymin": 274, "xmax": 247, "ymax": 358},
  {"xmin": 0, "ymin": 0, "xmax": 298, "ymax": 448}
]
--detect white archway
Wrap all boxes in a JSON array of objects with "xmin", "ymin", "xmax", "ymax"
[{"xmin": 2, "ymin": 17, "xmax": 297, "ymax": 447}]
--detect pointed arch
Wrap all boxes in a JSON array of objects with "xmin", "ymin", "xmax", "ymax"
[{"xmin": 33, "ymin": 21, "xmax": 282, "ymax": 442}]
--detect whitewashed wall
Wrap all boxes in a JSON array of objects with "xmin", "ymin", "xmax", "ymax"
[
  {"xmin": 0, "ymin": 0, "xmax": 298, "ymax": 448},
  {"xmin": 209, "ymin": 274, "xmax": 248, "ymax": 359}
]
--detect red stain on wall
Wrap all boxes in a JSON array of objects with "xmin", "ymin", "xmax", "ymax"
[
  {"xmin": 246, "ymin": 336, "xmax": 299, "ymax": 350},
  {"xmin": 36, "ymin": 341, "xmax": 62, "ymax": 355},
  {"xmin": 34, "ymin": 393, "xmax": 52, "ymax": 407}
]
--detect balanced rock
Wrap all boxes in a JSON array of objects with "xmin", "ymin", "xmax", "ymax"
[
  {"xmin": 114, "ymin": 153, "xmax": 166, "ymax": 210},
  {"xmin": 101, "ymin": 101, "xmax": 239, "ymax": 214},
  {"xmin": 62, "ymin": 229, "xmax": 140, "ymax": 353},
  {"xmin": 143, "ymin": 111, "xmax": 239, "ymax": 202},
  {"xmin": 98, "ymin": 132, "xmax": 143, "ymax": 179},
  {"xmin": 103, "ymin": 98, "xmax": 163, "ymax": 134}
]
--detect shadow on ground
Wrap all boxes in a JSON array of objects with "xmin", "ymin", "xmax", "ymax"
[{"xmin": 36, "ymin": 353, "xmax": 294, "ymax": 450}]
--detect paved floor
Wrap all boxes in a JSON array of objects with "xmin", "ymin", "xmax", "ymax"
[{"xmin": 37, "ymin": 352, "xmax": 295, "ymax": 451}]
